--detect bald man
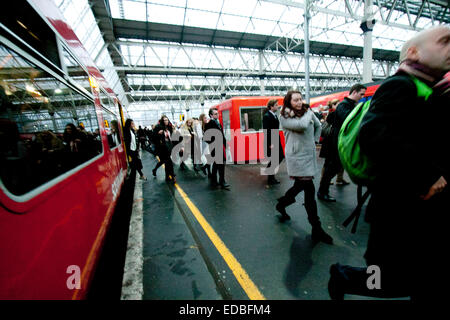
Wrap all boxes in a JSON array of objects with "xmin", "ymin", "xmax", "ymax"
[{"xmin": 328, "ymin": 26, "xmax": 450, "ymax": 301}]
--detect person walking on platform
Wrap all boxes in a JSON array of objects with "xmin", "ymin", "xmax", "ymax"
[
  {"xmin": 328, "ymin": 26, "xmax": 450, "ymax": 301},
  {"xmin": 317, "ymin": 84, "xmax": 366, "ymax": 202},
  {"xmin": 319, "ymin": 99, "xmax": 350, "ymax": 186},
  {"xmin": 152, "ymin": 115, "xmax": 176, "ymax": 183},
  {"xmin": 180, "ymin": 118, "xmax": 201, "ymax": 172},
  {"xmin": 196, "ymin": 114, "xmax": 211, "ymax": 177},
  {"xmin": 262, "ymin": 99, "xmax": 285, "ymax": 185},
  {"xmin": 276, "ymin": 90, "xmax": 333, "ymax": 245},
  {"xmin": 204, "ymin": 108, "xmax": 230, "ymax": 189},
  {"xmin": 124, "ymin": 119, "xmax": 147, "ymax": 181}
]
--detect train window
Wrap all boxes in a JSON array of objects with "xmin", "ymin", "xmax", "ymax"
[
  {"xmin": 102, "ymin": 107, "xmax": 122, "ymax": 149},
  {"xmin": 0, "ymin": 43, "xmax": 102, "ymax": 196},
  {"xmin": 0, "ymin": 1, "xmax": 61, "ymax": 68},
  {"xmin": 60, "ymin": 45, "xmax": 91, "ymax": 95},
  {"xmin": 240, "ymin": 106, "xmax": 265, "ymax": 133}
]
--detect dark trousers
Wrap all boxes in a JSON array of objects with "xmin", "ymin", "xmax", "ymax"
[
  {"xmin": 154, "ymin": 153, "xmax": 175, "ymax": 179},
  {"xmin": 130, "ymin": 150, "xmax": 144, "ymax": 177},
  {"xmin": 331, "ymin": 186, "xmax": 447, "ymax": 300},
  {"xmin": 318, "ymin": 156, "xmax": 342, "ymax": 195},
  {"xmin": 279, "ymin": 179, "xmax": 321, "ymax": 227},
  {"xmin": 266, "ymin": 144, "xmax": 285, "ymax": 181},
  {"xmin": 211, "ymin": 162, "xmax": 225, "ymax": 184}
]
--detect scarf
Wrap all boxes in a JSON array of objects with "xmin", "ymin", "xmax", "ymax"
[
  {"xmin": 397, "ymin": 60, "xmax": 450, "ymax": 96},
  {"xmin": 281, "ymin": 104, "xmax": 309, "ymax": 119}
]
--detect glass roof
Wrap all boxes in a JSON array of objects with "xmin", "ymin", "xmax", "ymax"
[
  {"xmin": 53, "ymin": 0, "xmax": 447, "ymax": 127},
  {"xmin": 107, "ymin": 0, "xmax": 437, "ymax": 51}
]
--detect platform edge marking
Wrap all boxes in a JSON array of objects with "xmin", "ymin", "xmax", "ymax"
[
  {"xmin": 120, "ymin": 176, "xmax": 144, "ymax": 300},
  {"xmin": 174, "ymin": 183, "xmax": 266, "ymax": 300}
]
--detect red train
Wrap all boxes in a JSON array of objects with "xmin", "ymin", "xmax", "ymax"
[
  {"xmin": 0, "ymin": 0, "xmax": 127, "ymax": 299},
  {"xmin": 214, "ymin": 83, "xmax": 380, "ymax": 163}
]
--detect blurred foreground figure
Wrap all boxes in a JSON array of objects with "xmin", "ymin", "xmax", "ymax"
[{"xmin": 328, "ymin": 26, "xmax": 450, "ymax": 301}]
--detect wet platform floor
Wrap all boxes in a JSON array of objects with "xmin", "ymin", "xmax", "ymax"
[{"xmin": 133, "ymin": 150, "xmax": 377, "ymax": 300}]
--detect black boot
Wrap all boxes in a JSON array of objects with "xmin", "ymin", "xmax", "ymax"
[
  {"xmin": 275, "ymin": 196, "xmax": 295, "ymax": 221},
  {"xmin": 268, "ymin": 175, "xmax": 280, "ymax": 185},
  {"xmin": 328, "ymin": 264, "xmax": 346, "ymax": 300},
  {"xmin": 311, "ymin": 225, "xmax": 334, "ymax": 245},
  {"xmin": 303, "ymin": 195, "xmax": 334, "ymax": 245}
]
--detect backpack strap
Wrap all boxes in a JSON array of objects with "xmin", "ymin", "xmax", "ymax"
[{"xmin": 410, "ymin": 76, "xmax": 433, "ymax": 101}]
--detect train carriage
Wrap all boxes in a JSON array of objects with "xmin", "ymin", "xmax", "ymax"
[{"xmin": 0, "ymin": 0, "xmax": 127, "ymax": 299}]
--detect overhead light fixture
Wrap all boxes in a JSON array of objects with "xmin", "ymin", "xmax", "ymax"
[
  {"xmin": 26, "ymin": 83, "xmax": 41, "ymax": 96},
  {"xmin": 54, "ymin": 88, "xmax": 62, "ymax": 94},
  {"xmin": 167, "ymin": 84, "xmax": 173, "ymax": 89},
  {"xmin": 89, "ymin": 76, "xmax": 99, "ymax": 91},
  {"xmin": 185, "ymin": 84, "xmax": 191, "ymax": 90}
]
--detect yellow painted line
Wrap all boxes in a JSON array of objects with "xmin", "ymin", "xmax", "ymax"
[{"xmin": 173, "ymin": 182, "xmax": 266, "ymax": 300}]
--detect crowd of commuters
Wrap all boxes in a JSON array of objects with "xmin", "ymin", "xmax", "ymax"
[
  {"xmin": 114, "ymin": 26, "xmax": 449, "ymax": 301},
  {"xmin": 130, "ymin": 109, "xmax": 230, "ymax": 188}
]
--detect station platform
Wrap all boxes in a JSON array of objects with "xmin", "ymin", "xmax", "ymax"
[{"xmin": 120, "ymin": 149, "xmax": 377, "ymax": 300}]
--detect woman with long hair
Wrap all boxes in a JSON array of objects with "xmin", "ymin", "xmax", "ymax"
[
  {"xmin": 180, "ymin": 118, "xmax": 200, "ymax": 172},
  {"xmin": 124, "ymin": 118, "xmax": 147, "ymax": 180},
  {"xmin": 152, "ymin": 115, "xmax": 176, "ymax": 183},
  {"xmin": 276, "ymin": 90, "xmax": 333, "ymax": 245}
]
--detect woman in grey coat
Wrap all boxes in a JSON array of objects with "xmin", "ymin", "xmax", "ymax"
[{"xmin": 276, "ymin": 91, "xmax": 333, "ymax": 245}]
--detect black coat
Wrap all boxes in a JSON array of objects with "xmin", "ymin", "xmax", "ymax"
[
  {"xmin": 319, "ymin": 97, "xmax": 357, "ymax": 159},
  {"xmin": 153, "ymin": 124, "xmax": 173, "ymax": 158},
  {"xmin": 262, "ymin": 111, "xmax": 284, "ymax": 159},
  {"xmin": 360, "ymin": 73, "xmax": 443, "ymax": 196},
  {"xmin": 123, "ymin": 128, "xmax": 143, "ymax": 170},
  {"xmin": 204, "ymin": 119, "xmax": 226, "ymax": 158},
  {"xmin": 359, "ymin": 72, "xmax": 447, "ymax": 282},
  {"xmin": 123, "ymin": 128, "xmax": 139, "ymax": 153}
]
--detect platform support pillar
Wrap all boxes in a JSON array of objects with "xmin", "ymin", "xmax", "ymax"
[
  {"xmin": 304, "ymin": 0, "xmax": 311, "ymax": 103},
  {"xmin": 362, "ymin": 0, "xmax": 375, "ymax": 84},
  {"xmin": 259, "ymin": 50, "xmax": 265, "ymax": 95}
]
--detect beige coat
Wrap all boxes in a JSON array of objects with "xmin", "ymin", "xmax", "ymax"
[{"xmin": 279, "ymin": 109, "xmax": 321, "ymax": 177}]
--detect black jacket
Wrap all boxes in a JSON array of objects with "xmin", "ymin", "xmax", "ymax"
[
  {"xmin": 359, "ymin": 72, "xmax": 442, "ymax": 196},
  {"xmin": 204, "ymin": 119, "xmax": 226, "ymax": 147},
  {"xmin": 358, "ymin": 72, "xmax": 449, "ymax": 283},
  {"xmin": 319, "ymin": 97, "xmax": 357, "ymax": 159},
  {"xmin": 204, "ymin": 119, "xmax": 226, "ymax": 159},
  {"xmin": 123, "ymin": 128, "xmax": 139, "ymax": 153},
  {"xmin": 152, "ymin": 124, "xmax": 174, "ymax": 157},
  {"xmin": 262, "ymin": 111, "xmax": 283, "ymax": 158}
]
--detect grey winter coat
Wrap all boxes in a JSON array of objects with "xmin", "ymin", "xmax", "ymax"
[{"xmin": 279, "ymin": 109, "xmax": 321, "ymax": 177}]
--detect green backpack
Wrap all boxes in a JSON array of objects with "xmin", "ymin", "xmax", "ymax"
[{"xmin": 338, "ymin": 76, "xmax": 433, "ymax": 185}]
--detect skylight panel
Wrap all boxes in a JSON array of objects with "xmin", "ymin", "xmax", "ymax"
[
  {"xmin": 184, "ymin": 9, "xmax": 220, "ymax": 29},
  {"xmin": 280, "ymin": 7, "xmax": 304, "ymax": 25},
  {"xmin": 108, "ymin": 0, "xmax": 122, "ymax": 18},
  {"xmin": 150, "ymin": 0, "xmax": 187, "ymax": 7},
  {"xmin": 147, "ymin": 3, "xmax": 186, "ymax": 25},
  {"xmin": 249, "ymin": 19, "xmax": 280, "ymax": 36},
  {"xmin": 251, "ymin": 1, "xmax": 285, "ymax": 21},
  {"xmin": 187, "ymin": 0, "xmax": 224, "ymax": 12},
  {"xmin": 123, "ymin": 0, "xmax": 147, "ymax": 21},
  {"xmin": 221, "ymin": 0, "xmax": 257, "ymax": 16},
  {"xmin": 218, "ymin": 13, "xmax": 251, "ymax": 33}
]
